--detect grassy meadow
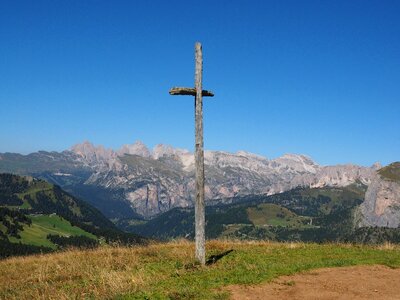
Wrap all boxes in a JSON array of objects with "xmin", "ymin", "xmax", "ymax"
[
  {"xmin": 1, "ymin": 240, "xmax": 400, "ymax": 299},
  {"xmin": 8, "ymin": 215, "xmax": 97, "ymax": 249},
  {"xmin": 246, "ymin": 203, "xmax": 311, "ymax": 227}
]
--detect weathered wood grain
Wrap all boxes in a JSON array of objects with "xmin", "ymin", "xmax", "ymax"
[
  {"xmin": 169, "ymin": 87, "xmax": 214, "ymax": 97},
  {"xmin": 194, "ymin": 42, "xmax": 206, "ymax": 265}
]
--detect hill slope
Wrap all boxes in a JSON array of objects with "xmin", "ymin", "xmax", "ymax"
[
  {"xmin": 0, "ymin": 173, "xmax": 145, "ymax": 258},
  {"xmin": 378, "ymin": 162, "xmax": 400, "ymax": 182}
]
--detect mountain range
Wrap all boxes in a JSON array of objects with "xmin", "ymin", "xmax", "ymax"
[{"xmin": 0, "ymin": 141, "xmax": 379, "ymax": 218}]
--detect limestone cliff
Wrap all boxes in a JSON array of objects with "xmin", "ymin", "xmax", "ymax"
[{"xmin": 358, "ymin": 162, "xmax": 400, "ymax": 228}]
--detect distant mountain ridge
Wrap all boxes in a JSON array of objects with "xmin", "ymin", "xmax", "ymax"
[{"xmin": 0, "ymin": 141, "xmax": 379, "ymax": 219}]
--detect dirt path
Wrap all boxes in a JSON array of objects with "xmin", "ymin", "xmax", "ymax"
[{"xmin": 227, "ymin": 265, "xmax": 400, "ymax": 300}]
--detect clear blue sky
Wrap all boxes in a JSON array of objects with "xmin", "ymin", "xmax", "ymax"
[{"xmin": 0, "ymin": 0, "xmax": 399, "ymax": 166}]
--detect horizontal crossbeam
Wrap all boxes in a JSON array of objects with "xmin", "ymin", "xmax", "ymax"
[{"xmin": 169, "ymin": 87, "xmax": 214, "ymax": 97}]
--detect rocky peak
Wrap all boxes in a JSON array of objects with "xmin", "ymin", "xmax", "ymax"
[
  {"xmin": 236, "ymin": 150, "xmax": 267, "ymax": 160},
  {"xmin": 272, "ymin": 154, "xmax": 319, "ymax": 174},
  {"xmin": 152, "ymin": 144, "xmax": 190, "ymax": 159},
  {"xmin": 118, "ymin": 141, "xmax": 151, "ymax": 158},
  {"xmin": 71, "ymin": 140, "xmax": 95, "ymax": 154},
  {"xmin": 71, "ymin": 141, "xmax": 116, "ymax": 164},
  {"xmin": 371, "ymin": 162, "xmax": 383, "ymax": 170}
]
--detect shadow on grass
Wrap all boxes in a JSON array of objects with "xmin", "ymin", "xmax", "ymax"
[{"xmin": 206, "ymin": 249, "xmax": 234, "ymax": 265}]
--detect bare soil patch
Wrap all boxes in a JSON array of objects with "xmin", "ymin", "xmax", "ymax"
[{"xmin": 227, "ymin": 265, "xmax": 400, "ymax": 300}]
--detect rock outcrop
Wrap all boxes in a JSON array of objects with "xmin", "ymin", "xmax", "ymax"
[{"xmin": 357, "ymin": 163, "xmax": 400, "ymax": 228}]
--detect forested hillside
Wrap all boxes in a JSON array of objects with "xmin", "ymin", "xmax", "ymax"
[
  {"xmin": 0, "ymin": 174, "xmax": 145, "ymax": 258},
  {"xmin": 119, "ymin": 184, "xmax": 400, "ymax": 244}
]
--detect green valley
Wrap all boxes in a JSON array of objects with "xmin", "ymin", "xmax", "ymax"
[{"xmin": 0, "ymin": 173, "xmax": 145, "ymax": 258}]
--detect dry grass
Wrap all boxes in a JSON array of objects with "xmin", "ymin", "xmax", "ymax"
[
  {"xmin": 0, "ymin": 240, "xmax": 268, "ymax": 299},
  {"xmin": 1, "ymin": 240, "xmax": 400, "ymax": 299},
  {"xmin": 0, "ymin": 240, "xmax": 191, "ymax": 299},
  {"xmin": 377, "ymin": 241, "xmax": 398, "ymax": 250}
]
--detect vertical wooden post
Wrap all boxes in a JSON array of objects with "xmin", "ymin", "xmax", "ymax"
[
  {"xmin": 194, "ymin": 42, "xmax": 205, "ymax": 265},
  {"xmin": 169, "ymin": 42, "xmax": 213, "ymax": 265}
]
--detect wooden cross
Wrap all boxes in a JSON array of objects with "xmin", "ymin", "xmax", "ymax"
[{"xmin": 169, "ymin": 42, "xmax": 214, "ymax": 265}]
